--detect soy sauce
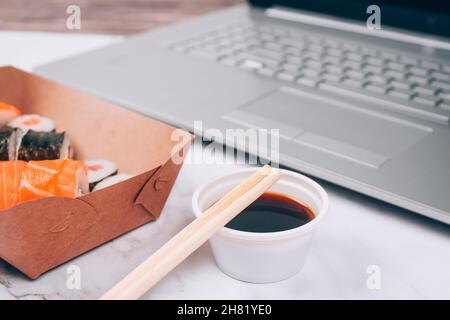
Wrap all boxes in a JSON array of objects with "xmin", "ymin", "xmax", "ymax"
[{"xmin": 226, "ymin": 192, "xmax": 315, "ymax": 233}]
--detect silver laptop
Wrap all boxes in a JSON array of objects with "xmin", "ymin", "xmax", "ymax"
[{"xmin": 36, "ymin": 0, "xmax": 450, "ymax": 224}]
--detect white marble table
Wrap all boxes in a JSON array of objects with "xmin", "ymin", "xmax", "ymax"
[{"xmin": 0, "ymin": 31, "xmax": 449, "ymax": 300}]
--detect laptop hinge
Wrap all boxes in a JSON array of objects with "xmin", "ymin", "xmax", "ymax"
[{"xmin": 265, "ymin": 7, "xmax": 450, "ymax": 51}]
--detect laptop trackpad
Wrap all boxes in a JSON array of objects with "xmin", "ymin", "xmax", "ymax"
[{"xmin": 224, "ymin": 88, "xmax": 430, "ymax": 168}]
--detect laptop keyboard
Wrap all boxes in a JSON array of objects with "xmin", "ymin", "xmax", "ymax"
[{"xmin": 167, "ymin": 23, "xmax": 450, "ymax": 124}]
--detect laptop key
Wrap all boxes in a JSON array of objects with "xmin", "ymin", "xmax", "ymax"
[
  {"xmin": 276, "ymin": 72, "xmax": 299, "ymax": 82},
  {"xmin": 341, "ymin": 43, "xmax": 359, "ymax": 52},
  {"xmin": 297, "ymin": 76, "xmax": 321, "ymax": 87},
  {"xmin": 431, "ymin": 80, "xmax": 450, "ymax": 90},
  {"xmin": 327, "ymin": 48, "xmax": 344, "ymax": 57},
  {"xmin": 303, "ymin": 51, "xmax": 323, "ymax": 60},
  {"xmin": 324, "ymin": 64, "xmax": 346, "ymax": 75},
  {"xmin": 302, "ymin": 68, "xmax": 322, "ymax": 77},
  {"xmin": 360, "ymin": 47, "xmax": 378, "ymax": 56},
  {"xmin": 431, "ymin": 71, "xmax": 450, "ymax": 82},
  {"xmin": 304, "ymin": 59, "xmax": 322, "ymax": 69},
  {"xmin": 388, "ymin": 88, "xmax": 413, "ymax": 100},
  {"xmin": 386, "ymin": 61, "xmax": 405, "ymax": 71},
  {"xmin": 384, "ymin": 69, "xmax": 405, "ymax": 79},
  {"xmin": 306, "ymin": 36, "xmax": 323, "ymax": 45},
  {"xmin": 263, "ymin": 42, "xmax": 284, "ymax": 52},
  {"xmin": 323, "ymin": 39, "xmax": 340, "ymax": 48},
  {"xmin": 365, "ymin": 83, "xmax": 391, "ymax": 94},
  {"xmin": 363, "ymin": 65, "xmax": 384, "ymax": 75},
  {"xmin": 438, "ymin": 100, "xmax": 450, "ymax": 111},
  {"xmin": 308, "ymin": 44, "xmax": 324, "ymax": 53},
  {"xmin": 322, "ymin": 55, "xmax": 342, "ymax": 65},
  {"xmin": 379, "ymin": 52, "xmax": 397, "ymax": 61},
  {"xmin": 413, "ymin": 84, "xmax": 440, "ymax": 96},
  {"xmin": 345, "ymin": 52, "xmax": 364, "ymax": 62},
  {"xmin": 321, "ymin": 72, "xmax": 342, "ymax": 82},
  {"xmin": 342, "ymin": 60, "xmax": 363, "ymax": 70},
  {"xmin": 421, "ymin": 60, "xmax": 440, "ymax": 70},
  {"xmin": 285, "ymin": 46, "xmax": 303, "ymax": 55},
  {"xmin": 342, "ymin": 78, "xmax": 365, "ymax": 88},
  {"xmin": 413, "ymin": 95, "xmax": 440, "ymax": 107},
  {"xmin": 278, "ymin": 38, "xmax": 306, "ymax": 50},
  {"xmin": 271, "ymin": 27, "xmax": 288, "ymax": 36},
  {"xmin": 407, "ymin": 75, "xmax": 429, "ymax": 85},
  {"xmin": 239, "ymin": 59, "xmax": 263, "ymax": 70},
  {"xmin": 399, "ymin": 56, "xmax": 419, "ymax": 65},
  {"xmin": 250, "ymin": 47, "xmax": 284, "ymax": 60},
  {"xmin": 257, "ymin": 68, "xmax": 277, "ymax": 77},
  {"xmin": 345, "ymin": 70, "xmax": 367, "ymax": 80},
  {"xmin": 285, "ymin": 55, "xmax": 303, "ymax": 65},
  {"xmin": 366, "ymin": 57, "xmax": 384, "ymax": 67},
  {"xmin": 408, "ymin": 66, "xmax": 429, "ymax": 77},
  {"xmin": 281, "ymin": 63, "xmax": 301, "ymax": 72},
  {"xmin": 367, "ymin": 74, "xmax": 390, "ymax": 84},
  {"xmin": 389, "ymin": 79, "xmax": 413, "ymax": 90},
  {"xmin": 259, "ymin": 33, "xmax": 276, "ymax": 42},
  {"xmin": 228, "ymin": 43, "xmax": 250, "ymax": 52},
  {"xmin": 238, "ymin": 53, "xmax": 279, "ymax": 68},
  {"xmin": 438, "ymin": 91, "xmax": 450, "ymax": 100}
]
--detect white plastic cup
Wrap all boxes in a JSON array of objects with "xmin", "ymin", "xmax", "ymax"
[{"xmin": 192, "ymin": 168, "xmax": 329, "ymax": 283}]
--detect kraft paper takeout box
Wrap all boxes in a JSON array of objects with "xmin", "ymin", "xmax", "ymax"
[{"xmin": 0, "ymin": 66, "xmax": 192, "ymax": 279}]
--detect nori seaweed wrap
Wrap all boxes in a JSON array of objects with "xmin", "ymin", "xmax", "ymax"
[
  {"xmin": 0, "ymin": 127, "xmax": 17, "ymax": 160},
  {"xmin": 17, "ymin": 130, "xmax": 71, "ymax": 161}
]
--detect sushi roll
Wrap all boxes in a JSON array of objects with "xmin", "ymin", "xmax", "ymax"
[
  {"xmin": 8, "ymin": 114, "xmax": 55, "ymax": 132},
  {"xmin": 85, "ymin": 159, "xmax": 118, "ymax": 191},
  {"xmin": 16, "ymin": 129, "xmax": 72, "ymax": 161},
  {"xmin": 0, "ymin": 160, "xmax": 88, "ymax": 210},
  {"xmin": 0, "ymin": 160, "xmax": 27, "ymax": 210},
  {"xmin": 92, "ymin": 173, "xmax": 133, "ymax": 192},
  {"xmin": 0, "ymin": 102, "xmax": 21, "ymax": 126},
  {"xmin": 0, "ymin": 127, "xmax": 18, "ymax": 160},
  {"xmin": 19, "ymin": 160, "xmax": 89, "ymax": 203}
]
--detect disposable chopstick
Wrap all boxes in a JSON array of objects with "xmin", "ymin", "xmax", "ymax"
[{"xmin": 100, "ymin": 165, "xmax": 281, "ymax": 300}]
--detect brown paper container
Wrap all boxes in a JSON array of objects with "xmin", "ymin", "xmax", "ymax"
[{"xmin": 0, "ymin": 66, "xmax": 192, "ymax": 279}]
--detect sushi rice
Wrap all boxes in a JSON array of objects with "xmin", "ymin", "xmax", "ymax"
[
  {"xmin": 8, "ymin": 114, "xmax": 55, "ymax": 132},
  {"xmin": 85, "ymin": 159, "xmax": 118, "ymax": 190}
]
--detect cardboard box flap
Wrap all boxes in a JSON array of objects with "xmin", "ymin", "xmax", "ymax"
[
  {"xmin": 0, "ymin": 196, "xmax": 99, "ymax": 279},
  {"xmin": 135, "ymin": 158, "xmax": 182, "ymax": 219}
]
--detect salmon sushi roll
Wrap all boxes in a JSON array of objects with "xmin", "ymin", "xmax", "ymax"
[
  {"xmin": 0, "ymin": 160, "xmax": 27, "ymax": 210},
  {"xmin": 19, "ymin": 160, "xmax": 89, "ymax": 203},
  {"xmin": 8, "ymin": 114, "xmax": 55, "ymax": 132},
  {"xmin": 85, "ymin": 159, "xmax": 118, "ymax": 191},
  {"xmin": 0, "ymin": 101, "xmax": 21, "ymax": 126},
  {"xmin": 52, "ymin": 160, "xmax": 89, "ymax": 198}
]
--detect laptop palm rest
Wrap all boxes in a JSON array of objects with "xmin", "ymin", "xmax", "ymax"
[{"xmin": 223, "ymin": 87, "xmax": 430, "ymax": 169}]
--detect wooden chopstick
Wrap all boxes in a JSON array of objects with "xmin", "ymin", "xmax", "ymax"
[{"xmin": 100, "ymin": 165, "xmax": 281, "ymax": 300}]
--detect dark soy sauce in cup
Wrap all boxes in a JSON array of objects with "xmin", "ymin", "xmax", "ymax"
[{"xmin": 226, "ymin": 192, "xmax": 315, "ymax": 233}]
